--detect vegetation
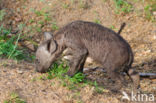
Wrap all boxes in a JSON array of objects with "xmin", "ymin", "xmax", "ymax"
[
  {"xmin": 51, "ymin": 22, "xmax": 59, "ymax": 30},
  {"xmin": 113, "ymin": 0, "xmax": 133, "ymax": 14},
  {"xmin": 29, "ymin": 9, "xmax": 52, "ymax": 33},
  {"xmin": 0, "ymin": 0, "xmax": 155, "ymax": 102},
  {"xmin": 94, "ymin": 19, "xmax": 101, "ymax": 24},
  {"xmin": 0, "ymin": 9, "xmax": 35, "ymax": 61},
  {"xmin": 4, "ymin": 92, "xmax": 26, "ymax": 103},
  {"xmin": 79, "ymin": 0, "xmax": 89, "ymax": 9},
  {"xmin": 47, "ymin": 61, "xmax": 87, "ymax": 90},
  {"xmin": 0, "ymin": 9, "xmax": 6, "ymax": 21},
  {"xmin": 37, "ymin": 61, "xmax": 104, "ymax": 93},
  {"xmin": 144, "ymin": 4, "xmax": 155, "ymax": 21},
  {"xmin": 62, "ymin": 3, "xmax": 69, "ymax": 9},
  {"xmin": 45, "ymin": 61, "xmax": 105, "ymax": 94},
  {"xmin": 0, "ymin": 26, "xmax": 25, "ymax": 60},
  {"xmin": 0, "ymin": 25, "xmax": 35, "ymax": 61}
]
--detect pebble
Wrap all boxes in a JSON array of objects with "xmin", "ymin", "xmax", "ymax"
[
  {"xmin": 63, "ymin": 55, "xmax": 72, "ymax": 60},
  {"xmin": 8, "ymin": 33, "xmax": 13, "ymax": 36},
  {"xmin": 127, "ymin": 29, "xmax": 131, "ymax": 32},
  {"xmin": 48, "ymin": 3, "xmax": 52, "ymax": 6},
  {"xmin": 86, "ymin": 57, "xmax": 93, "ymax": 63},
  {"xmin": 146, "ymin": 49, "xmax": 151, "ymax": 53},
  {"xmin": 153, "ymin": 11, "xmax": 156, "ymax": 16},
  {"xmin": 2, "ymin": 69, "xmax": 7, "ymax": 72},
  {"xmin": 153, "ymin": 35, "xmax": 156, "ymax": 40},
  {"xmin": 17, "ymin": 70, "xmax": 24, "ymax": 74}
]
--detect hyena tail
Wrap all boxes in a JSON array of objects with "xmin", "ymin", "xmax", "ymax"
[
  {"xmin": 117, "ymin": 22, "xmax": 126, "ymax": 35},
  {"xmin": 125, "ymin": 51, "xmax": 140, "ymax": 89}
]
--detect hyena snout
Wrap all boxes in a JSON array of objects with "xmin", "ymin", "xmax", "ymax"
[
  {"xmin": 35, "ymin": 60, "xmax": 45, "ymax": 73},
  {"xmin": 35, "ymin": 55, "xmax": 51, "ymax": 73},
  {"xmin": 35, "ymin": 63, "xmax": 49, "ymax": 73}
]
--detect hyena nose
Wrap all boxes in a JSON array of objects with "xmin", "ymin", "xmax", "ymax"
[
  {"xmin": 36, "ymin": 65, "xmax": 46, "ymax": 73},
  {"xmin": 36, "ymin": 67, "xmax": 43, "ymax": 73}
]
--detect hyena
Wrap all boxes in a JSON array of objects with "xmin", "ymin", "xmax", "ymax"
[{"xmin": 35, "ymin": 20, "xmax": 140, "ymax": 91}]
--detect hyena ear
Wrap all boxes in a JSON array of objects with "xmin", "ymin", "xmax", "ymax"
[
  {"xmin": 44, "ymin": 32, "xmax": 57, "ymax": 53},
  {"xmin": 44, "ymin": 32, "xmax": 53, "ymax": 41},
  {"xmin": 47, "ymin": 39, "xmax": 57, "ymax": 54}
]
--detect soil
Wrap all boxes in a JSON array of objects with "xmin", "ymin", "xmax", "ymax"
[{"xmin": 0, "ymin": 0, "xmax": 156, "ymax": 103}]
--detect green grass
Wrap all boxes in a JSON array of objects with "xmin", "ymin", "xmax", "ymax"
[
  {"xmin": 46, "ymin": 61, "xmax": 105, "ymax": 92},
  {"xmin": 102, "ymin": 0, "xmax": 108, "ymax": 3},
  {"xmin": 151, "ymin": 4, "xmax": 156, "ymax": 12},
  {"xmin": 47, "ymin": 62, "xmax": 86, "ymax": 89},
  {"xmin": 79, "ymin": 0, "xmax": 89, "ymax": 9},
  {"xmin": 0, "ymin": 9, "xmax": 6, "ymax": 21},
  {"xmin": 4, "ymin": 92, "xmax": 26, "ymax": 103},
  {"xmin": 62, "ymin": 3, "xmax": 69, "ymax": 9},
  {"xmin": 144, "ymin": 4, "xmax": 155, "ymax": 21},
  {"xmin": 109, "ymin": 25, "xmax": 119, "ymax": 32},
  {"xmin": 93, "ymin": 81, "xmax": 104, "ymax": 94},
  {"xmin": 0, "ymin": 26, "xmax": 25, "ymax": 60},
  {"xmin": 34, "ymin": 10, "xmax": 51, "ymax": 21},
  {"xmin": 70, "ymin": 0, "xmax": 75, "ymax": 4},
  {"xmin": 0, "ymin": 9, "xmax": 35, "ymax": 61},
  {"xmin": 29, "ymin": 19, "xmax": 34, "ymax": 23},
  {"xmin": 94, "ymin": 19, "xmax": 101, "ymax": 24},
  {"xmin": 113, "ymin": 0, "xmax": 133, "ymax": 14},
  {"xmin": 110, "ymin": 25, "xmax": 116, "ymax": 30},
  {"xmin": 0, "ymin": 25, "xmax": 34, "ymax": 61},
  {"xmin": 31, "ymin": 9, "xmax": 53, "ymax": 33},
  {"xmin": 93, "ymin": 11, "xmax": 101, "ymax": 24},
  {"xmin": 51, "ymin": 22, "xmax": 59, "ymax": 30},
  {"xmin": 35, "ymin": 26, "xmax": 42, "ymax": 32},
  {"xmin": 40, "ymin": 0, "xmax": 45, "ymax": 2}
]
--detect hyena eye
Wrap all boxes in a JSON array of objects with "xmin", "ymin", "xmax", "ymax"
[{"xmin": 36, "ymin": 59, "xmax": 40, "ymax": 64}]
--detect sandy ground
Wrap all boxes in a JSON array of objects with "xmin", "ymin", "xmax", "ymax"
[{"xmin": 0, "ymin": 0, "xmax": 156, "ymax": 103}]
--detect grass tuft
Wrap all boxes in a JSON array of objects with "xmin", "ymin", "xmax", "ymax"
[
  {"xmin": 47, "ymin": 62, "xmax": 86, "ymax": 90},
  {"xmin": 4, "ymin": 92, "xmax": 26, "ymax": 103},
  {"xmin": 51, "ymin": 22, "xmax": 59, "ymax": 30},
  {"xmin": 0, "ymin": 25, "xmax": 34, "ymax": 61},
  {"xmin": 0, "ymin": 9, "xmax": 6, "ymax": 21},
  {"xmin": 144, "ymin": 4, "xmax": 155, "ymax": 21},
  {"xmin": 94, "ymin": 19, "xmax": 101, "ymax": 24},
  {"xmin": 46, "ymin": 61, "xmax": 104, "ymax": 92},
  {"xmin": 113, "ymin": 0, "xmax": 133, "ymax": 14},
  {"xmin": 0, "ymin": 26, "xmax": 25, "ymax": 60},
  {"xmin": 79, "ymin": 0, "xmax": 89, "ymax": 9}
]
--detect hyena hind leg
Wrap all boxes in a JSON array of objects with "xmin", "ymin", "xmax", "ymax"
[
  {"xmin": 127, "ymin": 69, "xmax": 140, "ymax": 90},
  {"xmin": 107, "ymin": 69, "xmax": 125, "ymax": 92}
]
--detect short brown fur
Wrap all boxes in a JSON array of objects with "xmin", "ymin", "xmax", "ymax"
[{"xmin": 36, "ymin": 20, "xmax": 140, "ymax": 91}]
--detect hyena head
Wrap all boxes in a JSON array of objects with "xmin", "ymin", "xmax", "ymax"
[{"xmin": 35, "ymin": 32, "xmax": 57, "ymax": 73}]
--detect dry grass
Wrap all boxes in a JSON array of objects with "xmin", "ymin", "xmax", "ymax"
[{"xmin": 0, "ymin": 0, "xmax": 156, "ymax": 103}]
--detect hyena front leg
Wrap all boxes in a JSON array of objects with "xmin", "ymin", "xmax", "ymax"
[{"xmin": 66, "ymin": 48, "xmax": 88, "ymax": 77}]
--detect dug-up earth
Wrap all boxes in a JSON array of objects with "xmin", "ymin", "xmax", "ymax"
[{"xmin": 0, "ymin": 0, "xmax": 156, "ymax": 103}]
